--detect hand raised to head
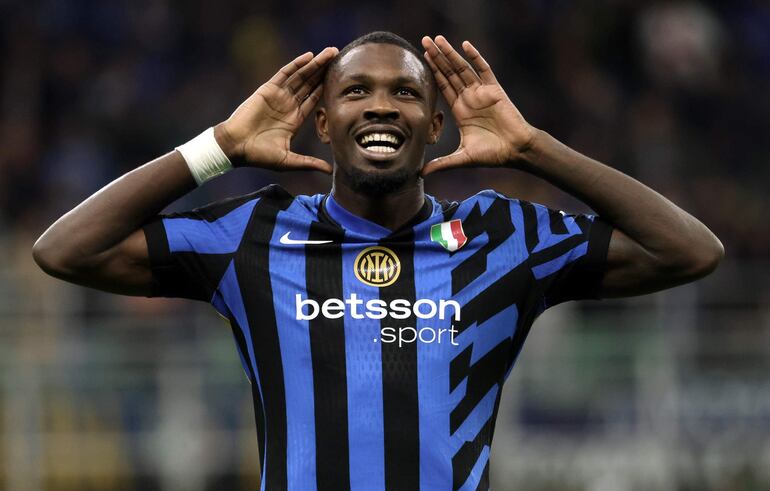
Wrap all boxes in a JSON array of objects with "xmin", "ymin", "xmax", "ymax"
[
  {"xmin": 216, "ymin": 47, "xmax": 339, "ymax": 173},
  {"xmin": 420, "ymin": 36, "xmax": 536, "ymax": 176}
]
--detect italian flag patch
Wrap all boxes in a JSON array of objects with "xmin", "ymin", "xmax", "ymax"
[{"xmin": 430, "ymin": 219, "xmax": 468, "ymax": 252}]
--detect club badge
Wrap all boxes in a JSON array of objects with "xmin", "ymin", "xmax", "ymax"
[{"xmin": 354, "ymin": 246, "xmax": 401, "ymax": 287}]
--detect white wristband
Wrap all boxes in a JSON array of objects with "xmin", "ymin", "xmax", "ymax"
[{"xmin": 176, "ymin": 127, "xmax": 233, "ymax": 185}]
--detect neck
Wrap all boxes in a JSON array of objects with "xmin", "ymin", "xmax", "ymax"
[{"xmin": 330, "ymin": 174, "xmax": 425, "ymax": 231}]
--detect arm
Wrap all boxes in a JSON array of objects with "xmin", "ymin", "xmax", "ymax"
[
  {"xmin": 518, "ymin": 131, "xmax": 723, "ymax": 297},
  {"xmin": 421, "ymin": 36, "xmax": 723, "ymax": 298},
  {"xmin": 32, "ymin": 151, "xmax": 194, "ymax": 296},
  {"xmin": 32, "ymin": 48, "xmax": 338, "ymax": 296}
]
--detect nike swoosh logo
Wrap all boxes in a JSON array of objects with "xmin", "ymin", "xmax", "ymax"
[{"xmin": 279, "ymin": 232, "xmax": 333, "ymax": 245}]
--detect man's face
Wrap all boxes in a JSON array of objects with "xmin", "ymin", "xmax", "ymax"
[{"xmin": 316, "ymin": 43, "xmax": 443, "ymax": 194}]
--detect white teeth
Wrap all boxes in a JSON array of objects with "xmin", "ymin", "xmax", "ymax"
[
  {"xmin": 367, "ymin": 145, "xmax": 396, "ymax": 153},
  {"xmin": 358, "ymin": 132, "xmax": 402, "ymax": 146}
]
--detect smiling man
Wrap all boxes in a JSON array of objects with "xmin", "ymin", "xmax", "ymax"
[
  {"xmin": 32, "ymin": 32, "xmax": 723, "ymax": 490},
  {"xmin": 317, "ymin": 34, "xmax": 442, "ymax": 213}
]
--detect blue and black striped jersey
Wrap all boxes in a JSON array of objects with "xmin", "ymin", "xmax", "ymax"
[{"xmin": 142, "ymin": 184, "xmax": 613, "ymax": 491}]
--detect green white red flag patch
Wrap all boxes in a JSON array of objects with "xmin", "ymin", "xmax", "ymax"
[{"xmin": 430, "ymin": 219, "xmax": 467, "ymax": 252}]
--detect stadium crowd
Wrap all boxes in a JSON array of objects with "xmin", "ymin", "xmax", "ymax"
[{"xmin": 1, "ymin": 0, "xmax": 768, "ymax": 260}]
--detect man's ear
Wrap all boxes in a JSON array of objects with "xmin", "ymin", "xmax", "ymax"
[
  {"xmin": 315, "ymin": 107, "xmax": 331, "ymax": 144},
  {"xmin": 428, "ymin": 110, "xmax": 444, "ymax": 144}
]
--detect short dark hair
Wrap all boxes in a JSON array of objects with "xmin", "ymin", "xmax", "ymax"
[{"xmin": 323, "ymin": 31, "xmax": 437, "ymax": 107}]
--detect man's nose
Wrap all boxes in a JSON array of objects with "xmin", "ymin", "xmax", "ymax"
[{"xmin": 364, "ymin": 92, "xmax": 399, "ymax": 119}]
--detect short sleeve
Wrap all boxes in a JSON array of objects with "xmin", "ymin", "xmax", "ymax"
[
  {"xmin": 524, "ymin": 202, "xmax": 613, "ymax": 309},
  {"xmin": 142, "ymin": 192, "xmax": 261, "ymax": 301}
]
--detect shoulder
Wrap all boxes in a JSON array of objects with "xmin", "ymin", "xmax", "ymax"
[
  {"xmin": 234, "ymin": 183, "xmax": 296, "ymax": 208},
  {"xmin": 458, "ymin": 189, "xmax": 524, "ymax": 207},
  {"xmin": 431, "ymin": 189, "xmax": 524, "ymax": 215},
  {"xmin": 432, "ymin": 188, "xmax": 592, "ymax": 235},
  {"xmin": 470, "ymin": 188, "xmax": 519, "ymax": 204},
  {"xmin": 427, "ymin": 190, "xmax": 527, "ymax": 240},
  {"xmin": 248, "ymin": 184, "xmax": 328, "ymax": 213},
  {"xmin": 463, "ymin": 189, "xmax": 596, "ymax": 220},
  {"xmin": 165, "ymin": 184, "xmax": 315, "ymax": 221},
  {"xmin": 203, "ymin": 184, "xmax": 326, "ymax": 224}
]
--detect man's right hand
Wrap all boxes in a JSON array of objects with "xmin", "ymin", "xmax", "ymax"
[
  {"xmin": 215, "ymin": 47, "xmax": 338, "ymax": 173},
  {"xmin": 33, "ymin": 48, "xmax": 339, "ymax": 296}
]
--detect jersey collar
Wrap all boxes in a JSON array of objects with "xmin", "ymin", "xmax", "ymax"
[{"xmin": 321, "ymin": 192, "xmax": 435, "ymax": 239}]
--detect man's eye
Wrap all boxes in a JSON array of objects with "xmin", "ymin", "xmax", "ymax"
[
  {"xmin": 396, "ymin": 88, "xmax": 418, "ymax": 97},
  {"xmin": 344, "ymin": 86, "xmax": 366, "ymax": 95}
]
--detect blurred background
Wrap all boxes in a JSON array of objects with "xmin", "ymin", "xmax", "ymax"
[{"xmin": 1, "ymin": 0, "xmax": 769, "ymax": 490}]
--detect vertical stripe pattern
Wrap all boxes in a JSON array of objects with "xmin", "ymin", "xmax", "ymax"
[
  {"xmin": 306, "ymin": 220, "xmax": 351, "ymax": 490},
  {"xmin": 379, "ymin": 234, "xmax": 420, "ymax": 490},
  {"xmin": 342, "ymin": 241, "xmax": 386, "ymax": 490},
  {"xmin": 236, "ymin": 195, "xmax": 293, "ymax": 490},
  {"xmin": 271, "ymin": 204, "xmax": 318, "ymax": 490}
]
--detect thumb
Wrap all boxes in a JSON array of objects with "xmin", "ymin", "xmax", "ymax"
[
  {"xmin": 421, "ymin": 148, "xmax": 469, "ymax": 176},
  {"xmin": 283, "ymin": 151, "xmax": 333, "ymax": 174}
]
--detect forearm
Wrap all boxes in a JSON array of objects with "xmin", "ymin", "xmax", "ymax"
[
  {"xmin": 518, "ymin": 129, "xmax": 723, "ymax": 268},
  {"xmin": 32, "ymin": 48, "xmax": 336, "ymax": 292},
  {"xmin": 33, "ymin": 150, "xmax": 195, "ymax": 270}
]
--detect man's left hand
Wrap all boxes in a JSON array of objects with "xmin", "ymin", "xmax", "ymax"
[{"xmin": 421, "ymin": 36, "xmax": 536, "ymax": 176}]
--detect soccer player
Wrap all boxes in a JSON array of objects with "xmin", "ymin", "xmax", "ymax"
[{"xmin": 32, "ymin": 32, "xmax": 723, "ymax": 490}]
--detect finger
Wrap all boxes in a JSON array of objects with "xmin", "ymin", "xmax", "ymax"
[
  {"xmin": 423, "ymin": 51, "xmax": 457, "ymax": 107},
  {"xmin": 434, "ymin": 35, "xmax": 480, "ymax": 87},
  {"xmin": 286, "ymin": 46, "xmax": 338, "ymax": 96},
  {"xmin": 283, "ymin": 151, "xmax": 333, "ymax": 174},
  {"xmin": 421, "ymin": 148, "xmax": 469, "ymax": 176},
  {"xmin": 285, "ymin": 47, "xmax": 336, "ymax": 95},
  {"xmin": 298, "ymin": 83, "xmax": 324, "ymax": 120},
  {"xmin": 461, "ymin": 41, "xmax": 498, "ymax": 85},
  {"xmin": 268, "ymin": 52, "xmax": 314, "ymax": 86},
  {"xmin": 293, "ymin": 66, "xmax": 324, "ymax": 102},
  {"xmin": 422, "ymin": 36, "xmax": 467, "ymax": 94}
]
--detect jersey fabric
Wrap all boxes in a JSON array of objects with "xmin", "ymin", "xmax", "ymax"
[{"xmin": 142, "ymin": 184, "xmax": 613, "ymax": 491}]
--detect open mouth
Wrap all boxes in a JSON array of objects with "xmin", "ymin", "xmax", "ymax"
[{"xmin": 355, "ymin": 131, "xmax": 404, "ymax": 159}]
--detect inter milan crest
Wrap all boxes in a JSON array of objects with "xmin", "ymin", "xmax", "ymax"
[
  {"xmin": 430, "ymin": 219, "xmax": 468, "ymax": 252},
  {"xmin": 354, "ymin": 246, "xmax": 401, "ymax": 287}
]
